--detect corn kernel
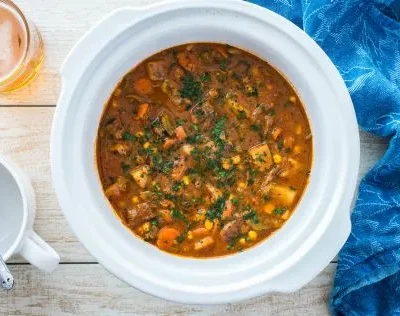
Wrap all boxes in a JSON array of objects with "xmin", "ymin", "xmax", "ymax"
[
  {"xmin": 238, "ymin": 181, "xmax": 247, "ymax": 189},
  {"xmin": 264, "ymin": 203, "xmax": 275, "ymax": 214},
  {"xmin": 293, "ymin": 145, "xmax": 303, "ymax": 155},
  {"xmin": 229, "ymin": 194, "xmax": 236, "ymax": 201},
  {"xmin": 289, "ymin": 96, "xmax": 297, "ymax": 103},
  {"xmin": 282, "ymin": 210, "xmax": 291, "ymax": 220},
  {"xmin": 248, "ymin": 231, "xmax": 258, "ymax": 241},
  {"xmin": 273, "ymin": 154, "xmax": 282, "ymax": 164},
  {"xmin": 187, "ymin": 231, "xmax": 193, "ymax": 240},
  {"xmin": 143, "ymin": 142, "xmax": 150, "ymax": 149},
  {"xmin": 205, "ymin": 219, "xmax": 214, "ymax": 230},
  {"xmin": 132, "ymin": 196, "xmax": 139, "ymax": 204},
  {"xmin": 239, "ymin": 238, "xmax": 246, "ymax": 246},
  {"xmin": 135, "ymin": 131, "xmax": 144, "ymax": 137},
  {"xmin": 232, "ymin": 155, "xmax": 241, "ymax": 165},
  {"xmin": 221, "ymin": 158, "xmax": 231, "ymax": 170},
  {"xmin": 194, "ymin": 213, "xmax": 205, "ymax": 221},
  {"xmin": 295, "ymin": 125, "xmax": 303, "ymax": 135},
  {"xmin": 142, "ymin": 222, "xmax": 151, "ymax": 232},
  {"xmin": 182, "ymin": 176, "xmax": 190, "ymax": 185}
]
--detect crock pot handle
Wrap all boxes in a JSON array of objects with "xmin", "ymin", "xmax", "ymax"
[{"xmin": 60, "ymin": 7, "xmax": 144, "ymax": 82}]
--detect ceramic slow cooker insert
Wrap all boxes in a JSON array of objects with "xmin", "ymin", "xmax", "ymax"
[{"xmin": 51, "ymin": 0, "xmax": 360, "ymax": 304}]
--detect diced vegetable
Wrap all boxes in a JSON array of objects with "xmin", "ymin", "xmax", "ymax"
[
  {"xmin": 156, "ymin": 227, "xmax": 181, "ymax": 250},
  {"xmin": 264, "ymin": 184, "xmax": 297, "ymax": 206},
  {"xmin": 105, "ymin": 177, "xmax": 127, "ymax": 198},
  {"xmin": 225, "ymin": 98, "xmax": 249, "ymax": 118},
  {"xmin": 175, "ymin": 126, "xmax": 187, "ymax": 141},
  {"xmin": 163, "ymin": 138, "xmax": 177, "ymax": 150},
  {"xmin": 177, "ymin": 51, "xmax": 197, "ymax": 72},
  {"xmin": 205, "ymin": 184, "xmax": 222, "ymax": 202},
  {"xmin": 111, "ymin": 143, "xmax": 131, "ymax": 156},
  {"xmin": 136, "ymin": 103, "xmax": 149, "ymax": 119},
  {"xmin": 134, "ymin": 78, "xmax": 153, "ymax": 95},
  {"xmin": 161, "ymin": 114, "xmax": 176, "ymax": 136},
  {"xmin": 171, "ymin": 157, "xmax": 187, "ymax": 181},
  {"xmin": 194, "ymin": 236, "xmax": 215, "ymax": 251},
  {"xmin": 130, "ymin": 165, "xmax": 150, "ymax": 189},
  {"xmin": 146, "ymin": 61, "xmax": 168, "ymax": 81},
  {"xmin": 248, "ymin": 143, "xmax": 273, "ymax": 171}
]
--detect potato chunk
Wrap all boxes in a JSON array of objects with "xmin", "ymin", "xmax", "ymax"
[
  {"xmin": 264, "ymin": 184, "xmax": 297, "ymax": 206},
  {"xmin": 130, "ymin": 165, "xmax": 150, "ymax": 189},
  {"xmin": 248, "ymin": 143, "xmax": 273, "ymax": 171}
]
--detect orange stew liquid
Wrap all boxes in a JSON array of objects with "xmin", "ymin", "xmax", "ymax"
[{"xmin": 97, "ymin": 43, "xmax": 312, "ymax": 257}]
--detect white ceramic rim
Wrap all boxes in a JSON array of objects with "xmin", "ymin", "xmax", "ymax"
[{"xmin": 51, "ymin": 0, "xmax": 360, "ymax": 304}]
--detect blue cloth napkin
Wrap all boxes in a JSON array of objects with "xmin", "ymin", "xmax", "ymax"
[{"xmin": 247, "ymin": 0, "xmax": 400, "ymax": 314}]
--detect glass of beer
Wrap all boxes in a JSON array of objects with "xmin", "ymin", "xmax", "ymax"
[{"xmin": 0, "ymin": 0, "xmax": 44, "ymax": 93}]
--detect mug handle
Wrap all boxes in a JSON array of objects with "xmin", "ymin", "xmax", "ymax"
[{"xmin": 19, "ymin": 232, "xmax": 60, "ymax": 272}]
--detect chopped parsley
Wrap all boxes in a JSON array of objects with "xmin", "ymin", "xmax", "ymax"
[
  {"xmin": 211, "ymin": 117, "xmax": 227, "ymax": 151},
  {"xmin": 219, "ymin": 59, "xmax": 228, "ymax": 71},
  {"xmin": 231, "ymin": 197, "xmax": 239, "ymax": 207},
  {"xmin": 246, "ymin": 86, "xmax": 258, "ymax": 97},
  {"xmin": 176, "ymin": 234, "xmax": 185, "ymax": 243},
  {"xmin": 237, "ymin": 110, "xmax": 247, "ymax": 120},
  {"xmin": 277, "ymin": 139, "xmax": 284, "ymax": 151},
  {"xmin": 180, "ymin": 74, "xmax": 203, "ymax": 104},
  {"xmin": 151, "ymin": 153, "xmax": 173, "ymax": 174},
  {"xmin": 122, "ymin": 131, "xmax": 136, "ymax": 142},
  {"xmin": 172, "ymin": 181, "xmax": 184, "ymax": 192},
  {"xmin": 121, "ymin": 163, "xmax": 131, "ymax": 174},
  {"xmin": 247, "ymin": 169, "xmax": 258, "ymax": 186},
  {"xmin": 171, "ymin": 208, "xmax": 188, "ymax": 223},
  {"xmin": 201, "ymin": 72, "xmax": 212, "ymax": 83},
  {"xmin": 273, "ymin": 207, "xmax": 287, "ymax": 215},
  {"xmin": 206, "ymin": 197, "xmax": 226, "ymax": 220},
  {"xmin": 243, "ymin": 206, "xmax": 260, "ymax": 223},
  {"xmin": 187, "ymin": 134, "xmax": 203, "ymax": 144},
  {"xmin": 176, "ymin": 118, "xmax": 186, "ymax": 126},
  {"xmin": 250, "ymin": 124, "xmax": 261, "ymax": 132}
]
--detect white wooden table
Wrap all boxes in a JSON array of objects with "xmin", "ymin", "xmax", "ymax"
[{"xmin": 0, "ymin": 1, "xmax": 388, "ymax": 314}]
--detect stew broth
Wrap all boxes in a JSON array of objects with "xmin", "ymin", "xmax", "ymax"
[{"xmin": 97, "ymin": 43, "xmax": 312, "ymax": 257}]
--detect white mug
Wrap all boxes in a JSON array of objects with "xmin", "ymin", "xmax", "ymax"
[{"xmin": 0, "ymin": 155, "xmax": 59, "ymax": 272}]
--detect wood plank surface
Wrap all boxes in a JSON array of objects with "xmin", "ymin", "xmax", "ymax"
[{"xmin": 0, "ymin": 263, "xmax": 335, "ymax": 316}]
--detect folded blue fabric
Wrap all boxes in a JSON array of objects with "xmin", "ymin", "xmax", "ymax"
[{"xmin": 247, "ymin": 0, "xmax": 400, "ymax": 314}]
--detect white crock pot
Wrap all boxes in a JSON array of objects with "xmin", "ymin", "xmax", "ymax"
[{"xmin": 51, "ymin": 0, "xmax": 360, "ymax": 304}]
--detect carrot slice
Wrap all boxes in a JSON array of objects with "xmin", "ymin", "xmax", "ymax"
[
  {"xmin": 134, "ymin": 78, "xmax": 153, "ymax": 95},
  {"xmin": 175, "ymin": 126, "xmax": 187, "ymax": 141},
  {"xmin": 156, "ymin": 227, "xmax": 181, "ymax": 250},
  {"xmin": 137, "ymin": 103, "xmax": 149, "ymax": 119}
]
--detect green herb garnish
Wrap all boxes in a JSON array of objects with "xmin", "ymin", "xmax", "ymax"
[
  {"xmin": 273, "ymin": 207, "xmax": 287, "ymax": 215},
  {"xmin": 206, "ymin": 197, "xmax": 226, "ymax": 220},
  {"xmin": 122, "ymin": 131, "xmax": 136, "ymax": 142},
  {"xmin": 247, "ymin": 86, "xmax": 258, "ymax": 97},
  {"xmin": 201, "ymin": 72, "xmax": 212, "ymax": 83},
  {"xmin": 180, "ymin": 74, "xmax": 203, "ymax": 104},
  {"xmin": 121, "ymin": 163, "xmax": 131, "ymax": 174}
]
